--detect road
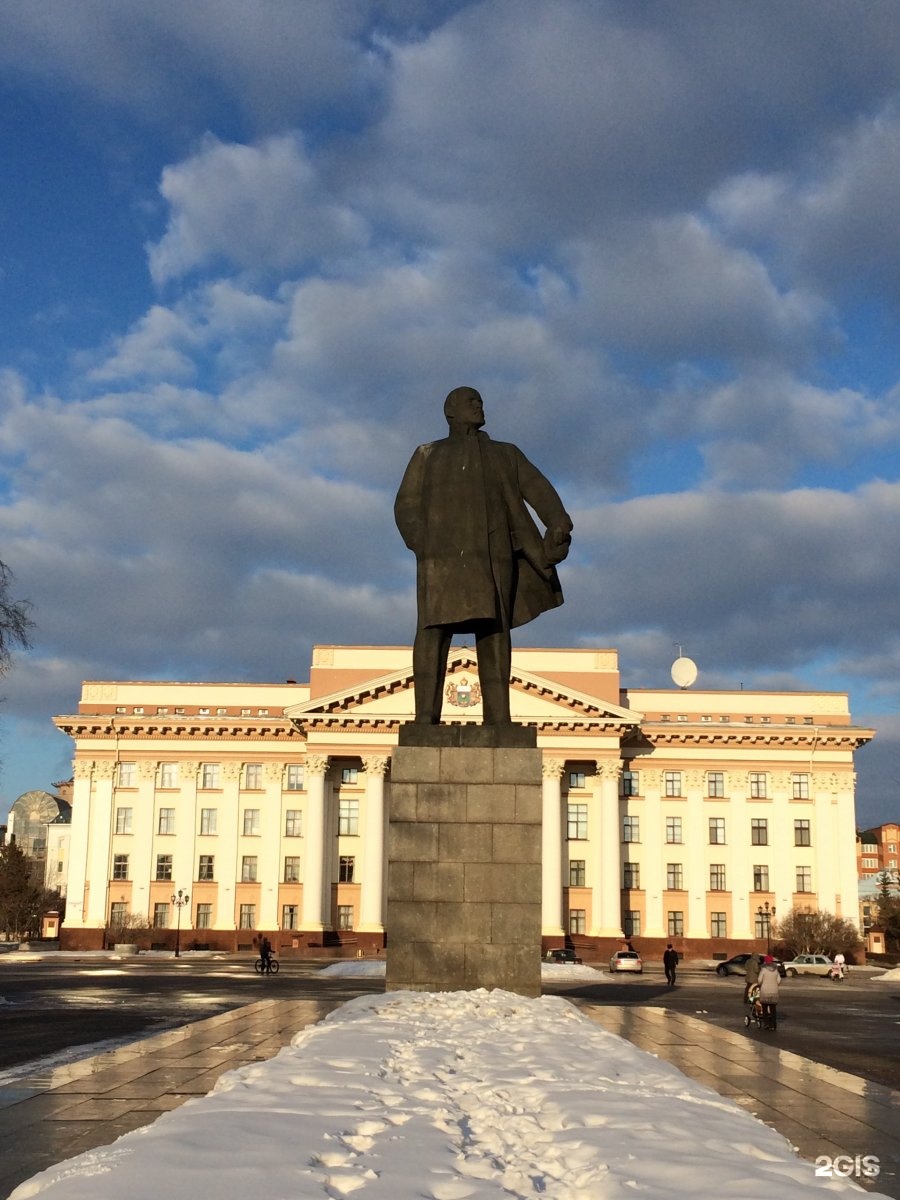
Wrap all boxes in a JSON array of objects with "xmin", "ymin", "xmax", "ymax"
[
  {"xmin": 0, "ymin": 956, "xmax": 383, "ymax": 1073},
  {"xmin": 1, "ymin": 957, "xmax": 898, "ymax": 1091},
  {"xmin": 547, "ymin": 964, "xmax": 900, "ymax": 1091}
]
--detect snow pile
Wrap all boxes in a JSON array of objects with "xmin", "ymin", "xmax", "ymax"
[
  {"xmin": 10, "ymin": 989, "xmax": 885, "ymax": 1200},
  {"xmin": 320, "ymin": 959, "xmax": 605, "ymax": 982}
]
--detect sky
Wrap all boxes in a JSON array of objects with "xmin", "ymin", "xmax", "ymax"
[
  {"xmin": 1, "ymin": 0, "xmax": 900, "ymax": 826},
  {"xmin": 8, "ymin": 972, "xmax": 896, "ymax": 1200}
]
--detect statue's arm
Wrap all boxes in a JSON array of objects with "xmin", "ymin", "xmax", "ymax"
[
  {"xmin": 394, "ymin": 448, "xmax": 426, "ymax": 553},
  {"xmin": 516, "ymin": 450, "xmax": 573, "ymax": 559}
]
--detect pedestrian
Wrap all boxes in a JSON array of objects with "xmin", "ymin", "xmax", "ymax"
[
  {"xmin": 833, "ymin": 950, "xmax": 846, "ymax": 979},
  {"xmin": 758, "ymin": 954, "xmax": 780, "ymax": 1030},
  {"xmin": 743, "ymin": 950, "xmax": 761, "ymax": 1002},
  {"xmin": 663, "ymin": 943, "xmax": 678, "ymax": 987}
]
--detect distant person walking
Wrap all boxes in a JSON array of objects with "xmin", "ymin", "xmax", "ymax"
[
  {"xmin": 743, "ymin": 950, "xmax": 761, "ymax": 1002},
  {"xmin": 663, "ymin": 943, "xmax": 679, "ymax": 988},
  {"xmin": 758, "ymin": 955, "xmax": 780, "ymax": 1030}
]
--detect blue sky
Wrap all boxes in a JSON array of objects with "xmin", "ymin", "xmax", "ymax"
[{"xmin": 2, "ymin": 0, "xmax": 900, "ymax": 827}]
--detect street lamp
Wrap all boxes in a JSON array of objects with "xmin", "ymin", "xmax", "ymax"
[
  {"xmin": 756, "ymin": 900, "xmax": 776, "ymax": 955},
  {"xmin": 171, "ymin": 888, "xmax": 190, "ymax": 958}
]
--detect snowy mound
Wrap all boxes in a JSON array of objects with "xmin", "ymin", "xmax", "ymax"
[{"xmin": 10, "ymin": 989, "xmax": 879, "ymax": 1199}]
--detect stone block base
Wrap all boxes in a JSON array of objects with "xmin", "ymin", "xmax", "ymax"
[{"xmin": 386, "ymin": 741, "xmax": 542, "ymax": 997}]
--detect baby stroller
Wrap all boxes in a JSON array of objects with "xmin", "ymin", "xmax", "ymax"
[{"xmin": 744, "ymin": 982, "xmax": 764, "ymax": 1030}]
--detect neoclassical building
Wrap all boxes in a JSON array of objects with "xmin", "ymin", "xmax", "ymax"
[{"xmin": 53, "ymin": 645, "xmax": 873, "ymax": 956}]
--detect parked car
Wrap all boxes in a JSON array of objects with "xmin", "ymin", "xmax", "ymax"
[
  {"xmin": 715, "ymin": 953, "xmax": 787, "ymax": 977},
  {"xmin": 545, "ymin": 947, "xmax": 583, "ymax": 964},
  {"xmin": 781, "ymin": 954, "xmax": 836, "ymax": 977},
  {"xmin": 609, "ymin": 949, "xmax": 642, "ymax": 973}
]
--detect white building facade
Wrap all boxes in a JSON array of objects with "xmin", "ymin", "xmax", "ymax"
[{"xmin": 53, "ymin": 645, "xmax": 873, "ymax": 956}]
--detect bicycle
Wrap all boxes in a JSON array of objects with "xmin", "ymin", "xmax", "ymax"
[{"xmin": 254, "ymin": 956, "xmax": 279, "ymax": 975}]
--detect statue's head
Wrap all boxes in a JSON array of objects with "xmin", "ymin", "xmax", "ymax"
[{"xmin": 444, "ymin": 386, "xmax": 485, "ymax": 429}]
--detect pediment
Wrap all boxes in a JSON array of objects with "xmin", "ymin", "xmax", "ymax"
[{"xmin": 285, "ymin": 647, "xmax": 641, "ymax": 729}]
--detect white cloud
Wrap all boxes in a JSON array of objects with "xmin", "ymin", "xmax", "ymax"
[{"xmin": 147, "ymin": 135, "xmax": 368, "ymax": 285}]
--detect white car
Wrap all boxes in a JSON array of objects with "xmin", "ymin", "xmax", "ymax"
[
  {"xmin": 609, "ymin": 950, "xmax": 643, "ymax": 973},
  {"xmin": 781, "ymin": 954, "xmax": 835, "ymax": 977}
]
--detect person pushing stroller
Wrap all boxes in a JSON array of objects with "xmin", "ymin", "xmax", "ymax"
[{"xmin": 757, "ymin": 954, "xmax": 780, "ymax": 1030}]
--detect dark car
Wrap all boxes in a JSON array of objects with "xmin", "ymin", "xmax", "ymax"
[
  {"xmin": 545, "ymin": 947, "xmax": 583, "ymax": 964},
  {"xmin": 716, "ymin": 953, "xmax": 786, "ymax": 977}
]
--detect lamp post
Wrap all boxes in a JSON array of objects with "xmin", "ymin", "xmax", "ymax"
[
  {"xmin": 171, "ymin": 888, "xmax": 190, "ymax": 958},
  {"xmin": 757, "ymin": 900, "xmax": 776, "ymax": 955}
]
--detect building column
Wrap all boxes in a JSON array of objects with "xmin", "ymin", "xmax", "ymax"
[
  {"xmin": 541, "ymin": 758, "xmax": 565, "ymax": 936},
  {"xmin": 84, "ymin": 760, "xmax": 115, "ymax": 926},
  {"xmin": 358, "ymin": 756, "xmax": 389, "ymax": 931},
  {"xmin": 65, "ymin": 759, "xmax": 95, "ymax": 929},
  {"xmin": 593, "ymin": 760, "xmax": 624, "ymax": 937},
  {"xmin": 302, "ymin": 755, "xmax": 329, "ymax": 930}
]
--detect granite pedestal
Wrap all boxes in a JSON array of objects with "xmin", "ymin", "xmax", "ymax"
[{"xmin": 386, "ymin": 724, "xmax": 542, "ymax": 997}]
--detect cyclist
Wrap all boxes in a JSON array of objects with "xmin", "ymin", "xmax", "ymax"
[{"xmin": 259, "ymin": 935, "xmax": 273, "ymax": 975}]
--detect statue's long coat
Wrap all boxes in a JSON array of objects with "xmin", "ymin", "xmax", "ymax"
[{"xmin": 394, "ymin": 430, "xmax": 571, "ymax": 630}]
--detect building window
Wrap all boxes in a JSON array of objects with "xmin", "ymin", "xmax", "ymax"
[
  {"xmin": 710, "ymin": 864, "xmax": 727, "ymax": 891},
  {"xmin": 109, "ymin": 901, "xmax": 127, "ymax": 925},
  {"xmin": 568, "ymin": 908, "xmax": 586, "ymax": 935},
  {"xmin": 159, "ymin": 762, "xmax": 178, "ymax": 788},
  {"xmin": 622, "ymin": 770, "xmax": 639, "ymax": 796},
  {"xmin": 341, "ymin": 767, "xmax": 358, "ymax": 785},
  {"xmin": 861, "ymin": 857, "xmax": 878, "ymax": 869},
  {"xmin": 792, "ymin": 773, "xmax": 810, "ymax": 800},
  {"xmin": 755, "ymin": 910, "xmax": 773, "ymax": 940},
  {"xmin": 286, "ymin": 765, "xmax": 304, "ymax": 791},
  {"xmin": 339, "ymin": 799, "xmax": 360, "ymax": 836},
  {"xmin": 115, "ymin": 807, "xmax": 133, "ymax": 835},
  {"xmin": 155, "ymin": 854, "xmax": 173, "ymax": 881},
  {"xmin": 752, "ymin": 864, "xmax": 769, "ymax": 891},
  {"xmin": 241, "ymin": 856, "xmax": 258, "ymax": 882},
  {"xmin": 707, "ymin": 771, "xmax": 725, "ymax": 798},
  {"xmin": 666, "ymin": 863, "xmax": 684, "ymax": 890},
  {"xmin": 794, "ymin": 819, "xmax": 811, "ymax": 846},
  {"xmin": 196, "ymin": 903, "xmax": 212, "ymax": 928},
  {"xmin": 285, "ymin": 809, "xmax": 302, "ymax": 837},
  {"xmin": 665, "ymin": 816, "xmax": 683, "ymax": 844},
  {"xmin": 569, "ymin": 771, "xmax": 586, "ymax": 790},
  {"xmin": 710, "ymin": 912, "xmax": 727, "ymax": 938},
  {"xmin": 339, "ymin": 855, "xmax": 355, "ymax": 883},
  {"xmin": 282, "ymin": 904, "xmax": 298, "ymax": 931},
  {"xmin": 569, "ymin": 859, "xmax": 586, "ymax": 887},
  {"xmin": 153, "ymin": 903, "xmax": 169, "ymax": 928},
  {"xmin": 623, "ymin": 815, "xmax": 640, "ymax": 843},
  {"xmin": 623, "ymin": 862, "xmax": 640, "ymax": 889},
  {"xmin": 239, "ymin": 904, "xmax": 256, "ymax": 929},
  {"xmin": 337, "ymin": 905, "xmax": 354, "ymax": 931},
  {"xmin": 117, "ymin": 762, "xmax": 136, "ymax": 788},
  {"xmin": 243, "ymin": 808, "xmax": 260, "ymax": 836},
  {"xmin": 244, "ymin": 763, "xmax": 262, "ymax": 790},
  {"xmin": 200, "ymin": 763, "xmax": 220, "ymax": 790},
  {"xmin": 623, "ymin": 910, "xmax": 641, "ymax": 937},
  {"xmin": 567, "ymin": 803, "xmax": 588, "ymax": 840},
  {"xmin": 668, "ymin": 911, "xmax": 684, "ymax": 936},
  {"xmin": 200, "ymin": 807, "xmax": 217, "ymax": 836},
  {"xmin": 796, "ymin": 866, "xmax": 812, "ymax": 892},
  {"xmin": 708, "ymin": 817, "xmax": 726, "ymax": 845},
  {"xmin": 749, "ymin": 772, "xmax": 767, "ymax": 799},
  {"xmin": 284, "ymin": 856, "xmax": 300, "ymax": 883},
  {"xmin": 664, "ymin": 771, "xmax": 682, "ymax": 797},
  {"xmin": 158, "ymin": 808, "xmax": 175, "ymax": 835},
  {"xmin": 198, "ymin": 855, "xmax": 215, "ymax": 881},
  {"xmin": 112, "ymin": 854, "xmax": 129, "ymax": 880},
  {"xmin": 751, "ymin": 818, "xmax": 768, "ymax": 846}
]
